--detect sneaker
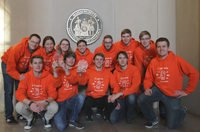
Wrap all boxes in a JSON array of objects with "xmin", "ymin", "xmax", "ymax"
[
  {"xmin": 69, "ymin": 121, "xmax": 84, "ymax": 129},
  {"xmin": 181, "ymin": 106, "xmax": 187, "ymax": 113},
  {"xmin": 145, "ymin": 118, "xmax": 158, "ymax": 128},
  {"xmin": 6, "ymin": 117, "xmax": 18, "ymax": 125},
  {"xmin": 102, "ymin": 109, "xmax": 108, "ymax": 121},
  {"xmin": 17, "ymin": 115, "xmax": 27, "ymax": 122},
  {"xmin": 126, "ymin": 117, "xmax": 134, "ymax": 124},
  {"xmin": 96, "ymin": 108, "xmax": 102, "ymax": 116},
  {"xmin": 24, "ymin": 117, "xmax": 35, "ymax": 130},
  {"xmin": 86, "ymin": 115, "xmax": 93, "ymax": 121},
  {"xmin": 44, "ymin": 118, "xmax": 52, "ymax": 128}
]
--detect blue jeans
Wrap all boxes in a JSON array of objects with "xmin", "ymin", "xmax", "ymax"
[
  {"xmin": 54, "ymin": 94, "xmax": 85, "ymax": 131},
  {"xmin": 137, "ymin": 86, "xmax": 186, "ymax": 129},
  {"xmin": 1, "ymin": 61, "xmax": 21, "ymax": 119},
  {"xmin": 110, "ymin": 93, "xmax": 138, "ymax": 124}
]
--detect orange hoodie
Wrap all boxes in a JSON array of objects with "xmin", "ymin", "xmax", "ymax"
[
  {"xmin": 75, "ymin": 48, "xmax": 94, "ymax": 66},
  {"xmin": 113, "ymin": 63, "xmax": 141, "ymax": 98},
  {"xmin": 134, "ymin": 40, "xmax": 157, "ymax": 81},
  {"xmin": 31, "ymin": 47, "xmax": 56, "ymax": 74},
  {"xmin": 15, "ymin": 69, "xmax": 57, "ymax": 102},
  {"xmin": 94, "ymin": 41, "xmax": 117, "ymax": 71},
  {"xmin": 53, "ymin": 67, "xmax": 79, "ymax": 102},
  {"xmin": 144, "ymin": 51, "xmax": 199, "ymax": 97},
  {"xmin": 1, "ymin": 37, "xmax": 41, "ymax": 80},
  {"xmin": 79, "ymin": 65, "xmax": 120, "ymax": 98},
  {"xmin": 115, "ymin": 38, "xmax": 140, "ymax": 65}
]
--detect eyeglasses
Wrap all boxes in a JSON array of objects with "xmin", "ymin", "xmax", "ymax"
[
  {"xmin": 141, "ymin": 38, "xmax": 150, "ymax": 41},
  {"xmin": 104, "ymin": 42, "xmax": 112, "ymax": 44},
  {"xmin": 61, "ymin": 43, "xmax": 69, "ymax": 46}
]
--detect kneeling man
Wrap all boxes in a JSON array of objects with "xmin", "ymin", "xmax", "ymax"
[{"xmin": 15, "ymin": 55, "xmax": 58, "ymax": 129}]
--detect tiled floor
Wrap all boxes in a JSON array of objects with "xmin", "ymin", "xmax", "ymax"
[{"xmin": 1, "ymin": 110, "xmax": 200, "ymax": 132}]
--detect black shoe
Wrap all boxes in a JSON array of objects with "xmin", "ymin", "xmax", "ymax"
[
  {"xmin": 24, "ymin": 117, "xmax": 35, "ymax": 130},
  {"xmin": 69, "ymin": 120, "xmax": 84, "ymax": 129},
  {"xmin": 96, "ymin": 109, "xmax": 102, "ymax": 116},
  {"xmin": 145, "ymin": 118, "xmax": 158, "ymax": 129},
  {"xmin": 86, "ymin": 115, "xmax": 93, "ymax": 121},
  {"xmin": 6, "ymin": 117, "xmax": 17, "ymax": 125},
  {"xmin": 101, "ymin": 110, "xmax": 108, "ymax": 121},
  {"xmin": 17, "ymin": 115, "xmax": 27, "ymax": 122},
  {"xmin": 44, "ymin": 118, "xmax": 52, "ymax": 128},
  {"xmin": 126, "ymin": 117, "xmax": 134, "ymax": 124}
]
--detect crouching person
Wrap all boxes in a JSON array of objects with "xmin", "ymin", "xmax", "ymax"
[
  {"xmin": 15, "ymin": 55, "xmax": 58, "ymax": 130},
  {"xmin": 52, "ymin": 51, "xmax": 85, "ymax": 131}
]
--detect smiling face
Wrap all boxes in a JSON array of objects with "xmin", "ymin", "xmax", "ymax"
[
  {"xmin": 121, "ymin": 33, "xmax": 131, "ymax": 46},
  {"xmin": 117, "ymin": 53, "xmax": 128, "ymax": 68},
  {"xmin": 28, "ymin": 36, "xmax": 40, "ymax": 50},
  {"xmin": 140, "ymin": 35, "xmax": 151, "ymax": 50},
  {"xmin": 156, "ymin": 41, "xmax": 170, "ymax": 59},
  {"xmin": 77, "ymin": 42, "xmax": 87, "ymax": 55},
  {"xmin": 65, "ymin": 56, "xmax": 76, "ymax": 67},
  {"xmin": 31, "ymin": 58, "xmax": 43, "ymax": 73},
  {"xmin": 60, "ymin": 40, "xmax": 69, "ymax": 53},
  {"xmin": 93, "ymin": 55, "xmax": 104, "ymax": 69},
  {"xmin": 44, "ymin": 39, "xmax": 54, "ymax": 54}
]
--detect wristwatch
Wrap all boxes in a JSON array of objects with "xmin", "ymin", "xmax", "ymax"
[{"xmin": 45, "ymin": 100, "xmax": 50, "ymax": 106}]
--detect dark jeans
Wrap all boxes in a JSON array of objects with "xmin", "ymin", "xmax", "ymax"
[
  {"xmin": 137, "ymin": 86, "xmax": 186, "ymax": 129},
  {"xmin": 110, "ymin": 93, "xmax": 138, "ymax": 124},
  {"xmin": 84, "ymin": 95, "xmax": 117, "ymax": 120},
  {"xmin": 2, "ymin": 61, "xmax": 20, "ymax": 119}
]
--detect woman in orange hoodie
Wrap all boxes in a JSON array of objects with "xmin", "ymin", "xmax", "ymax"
[
  {"xmin": 31, "ymin": 36, "xmax": 56, "ymax": 74},
  {"xmin": 108, "ymin": 51, "xmax": 141, "ymax": 124}
]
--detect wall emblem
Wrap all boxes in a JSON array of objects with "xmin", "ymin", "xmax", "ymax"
[{"xmin": 66, "ymin": 9, "xmax": 102, "ymax": 45}]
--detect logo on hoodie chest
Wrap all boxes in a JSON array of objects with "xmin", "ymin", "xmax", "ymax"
[
  {"xmin": 156, "ymin": 67, "xmax": 170, "ymax": 82},
  {"xmin": 44, "ymin": 59, "xmax": 51, "ymax": 67},
  {"xmin": 63, "ymin": 76, "xmax": 73, "ymax": 90},
  {"xmin": 30, "ymin": 84, "xmax": 43, "ymax": 98},
  {"xmin": 20, "ymin": 56, "xmax": 30, "ymax": 68},
  {"xmin": 144, "ymin": 55, "xmax": 154, "ymax": 66},
  {"xmin": 126, "ymin": 51, "xmax": 133, "ymax": 63},
  {"xmin": 119, "ymin": 77, "xmax": 129, "ymax": 90},
  {"xmin": 105, "ymin": 57, "xmax": 112, "ymax": 67},
  {"xmin": 92, "ymin": 77, "xmax": 104, "ymax": 91}
]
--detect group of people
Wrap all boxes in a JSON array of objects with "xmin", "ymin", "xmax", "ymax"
[{"xmin": 1, "ymin": 29, "xmax": 199, "ymax": 131}]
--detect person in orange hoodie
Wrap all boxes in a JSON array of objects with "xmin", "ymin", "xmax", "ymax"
[
  {"xmin": 137, "ymin": 37, "xmax": 199, "ymax": 129},
  {"xmin": 108, "ymin": 51, "xmax": 141, "ymax": 124},
  {"xmin": 31, "ymin": 36, "xmax": 56, "ymax": 74},
  {"xmin": 94, "ymin": 35, "xmax": 117, "ymax": 72},
  {"xmin": 56, "ymin": 38, "xmax": 73, "ymax": 57},
  {"xmin": 1, "ymin": 34, "xmax": 41, "ymax": 124},
  {"xmin": 77, "ymin": 53, "xmax": 120, "ymax": 121},
  {"xmin": 115, "ymin": 29, "xmax": 140, "ymax": 65},
  {"xmin": 52, "ymin": 51, "xmax": 85, "ymax": 131},
  {"xmin": 75, "ymin": 39, "xmax": 94, "ymax": 67},
  {"xmin": 15, "ymin": 55, "xmax": 58, "ymax": 130}
]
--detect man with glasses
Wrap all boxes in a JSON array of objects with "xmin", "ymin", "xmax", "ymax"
[{"xmin": 1, "ymin": 34, "xmax": 41, "ymax": 124}]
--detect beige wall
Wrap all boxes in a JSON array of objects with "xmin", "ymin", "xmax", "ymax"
[
  {"xmin": 0, "ymin": 0, "xmax": 176, "ymax": 113},
  {"xmin": 176, "ymin": 0, "xmax": 200, "ymax": 116}
]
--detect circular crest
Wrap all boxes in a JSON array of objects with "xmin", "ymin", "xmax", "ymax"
[{"xmin": 66, "ymin": 9, "xmax": 102, "ymax": 45}]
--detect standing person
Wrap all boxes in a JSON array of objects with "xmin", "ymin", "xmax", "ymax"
[
  {"xmin": 75, "ymin": 39, "xmax": 94, "ymax": 67},
  {"xmin": 15, "ymin": 55, "xmax": 58, "ymax": 130},
  {"xmin": 31, "ymin": 36, "xmax": 56, "ymax": 74},
  {"xmin": 108, "ymin": 51, "xmax": 141, "ymax": 124},
  {"xmin": 77, "ymin": 53, "xmax": 120, "ymax": 121},
  {"xmin": 115, "ymin": 29, "xmax": 140, "ymax": 65},
  {"xmin": 52, "ymin": 51, "xmax": 85, "ymax": 131},
  {"xmin": 1, "ymin": 34, "xmax": 41, "ymax": 124},
  {"xmin": 94, "ymin": 35, "xmax": 117, "ymax": 72},
  {"xmin": 137, "ymin": 37, "xmax": 199, "ymax": 129}
]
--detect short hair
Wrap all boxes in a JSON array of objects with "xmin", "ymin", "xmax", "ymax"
[
  {"xmin": 42, "ymin": 36, "xmax": 55, "ymax": 47},
  {"xmin": 93, "ymin": 53, "xmax": 105, "ymax": 61},
  {"xmin": 57, "ymin": 38, "xmax": 72, "ymax": 53},
  {"xmin": 77, "ymin": 39, "xmax": 87, "ymax": 46},
  {"xmin": 29, "ymin": 34, "xmax": 41, "ymax": 43},
  {"xmin": 116, "ymin": 51, "xmax": 128, "ymax": 60},
  {"xmin": 103, "ymin": 35, "xmax": 113, "ymax": 41},
  {"xmin": 139, "ymin": 31, "xmax": 151, "ymax": 40},
  {"xmin": 64, "ymin": 51, "xmax": 76, "ymax": 63},
  {"xmin": 155, "ymin": 37, "xmax": 170, "ymax": 47},
  {"xmin": 31, "ymin": 55, "xmax": 44, "ymax": 64},
  {"xmin": 121, "ymin": 29, "xmax": 132, "ymax": 36}
]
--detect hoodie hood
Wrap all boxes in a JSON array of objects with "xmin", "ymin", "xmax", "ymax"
[
  {"xmin": 100, "ymin": 40, "xmax": 116, "ymax": 53},
  {"xmin": 139, "ymin": 40, "xmax": 156, "ymax": 52},
  {"xmin": 75, "ymin": 47, "xmax": 91, "ymax": 57},
  {"xmin": 119, "ymin": 38, "xmax": 138, "ymax": 48},
  {"xmin": 156, "ymin": 51, "xmax": 174, "ymax": 62}
]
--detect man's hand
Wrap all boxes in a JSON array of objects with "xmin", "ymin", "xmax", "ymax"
[
  {"xmin": 30, "ymin": 103, "xmax": 40, "ymax": 114},
  {"xmin": 174, "ymin": 90, "xmax": 187, "ymax": 98},
  {"xmin": 36, "ymin": 102, "xmax": 47, "ymax": 112},
  {"xmin": 52, "ymin": 61, "xmax": 59, "ymax": 71},
  {"xmin": 115, "ymin": 103, "xmax": 121, "ymax": 110},
  {"xmin": 19, "ymin": 74, "xmax": 26, "ymax": 81},
  {"xmin": 144, "ymin": 88, "xmax": 152, "ymax": 96}
]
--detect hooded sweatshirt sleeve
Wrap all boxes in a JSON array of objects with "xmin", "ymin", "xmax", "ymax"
[
  {"xmin": 46, "ymin": 75, "xmax": 57, "ymax": 100},
  {"xmin": 177, "ymin": 57, "xmax": 199, "ymax": 94},
  {"xmin": 143, "ymin": 61, "xmax": 154, "ymax": 90},
  {"xmin": 109, "ymin": 73, "xmax": 120, "ymax": 94},
  {"xmin": 16, "ymin": 74, "xmax": 29, "ymax": 102},
  {"xmin": 121, "ymin": 67, "xmax": 141, "ymax": 96},
  {"xmin": 78, "ymin": 72, "xmax": 89, "ymax": 86},
  {"xmin": 134, "ymin": 48, "xmax": 144, "ymax": 81}
]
